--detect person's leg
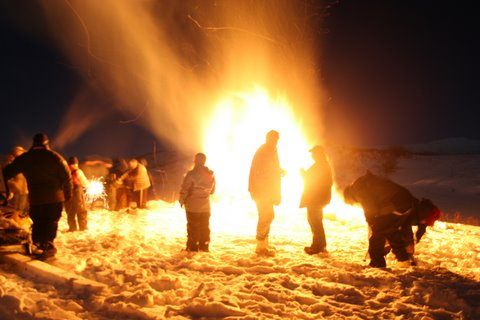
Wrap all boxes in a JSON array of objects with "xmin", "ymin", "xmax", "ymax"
[
  {"xmin": 255, "ymin": 201, "xmax": 274, "ymax": 241},
  {"xmin": 77, "ymin": 190, "xmax": 88, "ymax": 230},
  {"xmin": 255, "ymin": 200, "xmax": 275, "ymax": 255},
  {"xmin": 306, "ymin": 207, "xmax": 326, "ymax": 253},
  {"xmin": 29, "ymin": 204, "xmax": 46, "ymax": 246},
  {"xmin": 368, "ymin": 227, "xmax": 387, "ymax": 268},
  {"xmin": 43, "ymin": 202, "xmax": 63, "ymax": 244},
  {"xmin": 198, "ymin": 212, "xmax": 211, "ymax": 251},
  {"xmin": 387, "ymin": 229, "xmax": 412, "ymax": 263},
  {"xmin": 31, "ymin": 202, "xmax": 62, "ymax": 258},
  {"xmin": 139, "ymin": 188, "xmax": 148, "ymax": 208},
  {"xmin": 186, "ymin": 211, "xmax": 199, "ymax": 251},
  {"xmin": 65, "ymin": 199, "xmax": 77, "ymax": 231}
]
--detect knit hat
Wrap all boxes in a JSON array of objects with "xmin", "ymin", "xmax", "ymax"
[
  {"xmin": 33, "ymin": 133, "xmax": 49, "ymax": 147},
  {"xmin": 425, "ymin": 206, "xmax": 441, "ymax": 227},
  {"xmin": 68, "ymin": 156, "xmax": 79, "ymax": 165}
]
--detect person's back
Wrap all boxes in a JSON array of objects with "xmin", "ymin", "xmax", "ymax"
[
  {"xmin": 179, "ymin": 153, "xmax": 215, "ymax": 252},
  {"xmin": 3, "ymin": 133, "xmax": 72, "ymax": 260},
  {"xmin": 8, "ymin": 148, "xmax": 72, "ymax": 205},
  {"xmin": 347, "ymin": 172, "xmax": 414, "ymax": 223},
  {"xmin": 181, "ymin": 165, "xmax": 215, "ymax": 213},
  {"xmin": 248, "ymin": 131, "xmax": 282, "ymax": 205}
]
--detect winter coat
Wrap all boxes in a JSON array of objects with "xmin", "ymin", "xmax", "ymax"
[
  {"xmin": 3, "ymin": 147, "xmax": 73, "ymax": 205},
  {"xmin": 121, "ymin": 163, "xmax": 151, "ymax": 191},
  {"xmin": 300, "ymin": 158, "xmax": 333, "ymax": 208},
  {"xmin": 179, "ymin": 166, "xmax": 215, "ymax": 213},
  {"xmin": 248, "ymin": 143, "xmax": 282, "ymax": 205},
  {"xmin": 344, "ymin": 172, "xmax": 415, "ymax": 224},
  {"xmin": 2, "ymin": 154, "xmax": 28, "ymax": 195},
  {"xmin": 70, "ymin": 165, "xmax": 89, "ymax": 189}
]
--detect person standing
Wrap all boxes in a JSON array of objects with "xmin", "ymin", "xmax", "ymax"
[
  {"xmin": 3, "ymin": 133, "xmax": 72, "ymax": 259},
  {"xmin": 300, "ymin": 145, "xmax": 333, "ymax": 255},
  {"xmin": 179, "ymin": 153, "xmax": 216, "ymax": 252},
  {"xmin": 2, "ymin": 146, "xmax": 29, "ymax": 215},
  {"xmin": 107, "ymin": 158, "xmax": 129, "ymax": 211},
  {"xmin": 118, "ymin": 159, "xmax": 151, "ymax": 209},
  {"xmin": 65, "ymin": 156, "xmax": 89, "ymax": 232},
  {"xmin": 249, "ymin": 130, "xmax": 283, "ymax": 256}
]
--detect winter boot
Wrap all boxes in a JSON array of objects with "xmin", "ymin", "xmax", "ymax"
[
  {"xmin": 38, "ymin": 242, "xmax": 57, "ymax": 260},
  {"xmin": 199, "ymin": 241, "xmax": 209, "ymax": 252},
  {"xmin": 304, "ymin": 246, "xmax": 327, "ymax": 255},
  {"xmin": 255, "ymin": 238, "xmax": 275, "ymax": 257}
]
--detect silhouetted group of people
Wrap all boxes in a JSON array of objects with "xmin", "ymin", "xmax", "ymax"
[
  {"xmin": 180, "ymin": 129, "xmax": 441, "ymax": 268},
  {"xmin": 2, "ymin": 130, "xmax": 441, "ymax": 266},
  {"xmin": 106, "ymin": 158, "xmax": 152, "ymax": 211},
  {"xmin": 1, "ymin": 133, "xmax": 155, "ymax": 260}
]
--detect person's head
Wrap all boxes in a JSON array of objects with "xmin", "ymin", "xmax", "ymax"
[
  {"xmin": 68, "ymin": 156, "xmax": 79, "ymax": 168},
  {"xmin": 32, "ymin": 133, "xmax": 49, "ymax": 148},
  {"xmin": 11, "ymin": 146, "xmax": 25, "ymax": 157},
  {"xmin": 265, "ymin": 130, "xmax": 279, "ymax": 146},
  {"xmin": 309, "ymin": 145, "xmax": 326, "ymax": 162},
  {"xmin": 343, "ymin": 185, "xmax": 356, "ymax": 204},
  {"xmin": 129, "ymin": 158, "xmax": 139, "ymax": 169},
  {"xmin": 139, "ymin": 158, "xmax": 148, "ymax": 167},
  {"xmin": 194, "ymin": 153, "xmax": 207, "ymax": 167}
]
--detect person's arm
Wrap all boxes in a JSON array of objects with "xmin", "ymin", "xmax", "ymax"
[
  {"xmin": 78, "ymin": 169, "xmax": 89, "ymax": 188},
  {"xmin": 179, "ymin": 174, "xmax": 193, "ymax": 207},
  {"xmin": 59, "ymin": 158, "xmax": 73, "ymax": 201}
]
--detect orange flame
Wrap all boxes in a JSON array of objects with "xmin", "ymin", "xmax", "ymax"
[{"xmin": 204, "ymin": 86, "xmax": 365, "ymax": 227}]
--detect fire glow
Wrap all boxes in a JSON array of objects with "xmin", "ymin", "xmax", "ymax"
[
  {"xmin": 85, "ymin": 177, "xmax": 107, "ymax": 205},
  {"xmin": 204, "ymin": 86, "xmax": 365, "ymax": 225}
]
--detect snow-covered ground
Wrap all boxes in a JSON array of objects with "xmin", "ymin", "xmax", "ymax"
[
  {"xmin": 1, "ymin": 145, "xmax": 479, "ymax": 319},
  {"xmin": 0, "ymin": 199, "xmax": 479, "ymax": 320}
]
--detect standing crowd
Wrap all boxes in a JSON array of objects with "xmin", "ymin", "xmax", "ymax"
[{"xmin": 2, "ymin": 131, "xmax": 441, "ymax": 266}]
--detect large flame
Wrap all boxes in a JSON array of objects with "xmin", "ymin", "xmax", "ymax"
[{"xmin": 204, "ymin": 85, "xmax": 365, "ymax": 227}]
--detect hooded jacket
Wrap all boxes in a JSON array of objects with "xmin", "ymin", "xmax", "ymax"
[{"xmin": 179, "ymin": 165, "xmax": 215, "ymax": 213}]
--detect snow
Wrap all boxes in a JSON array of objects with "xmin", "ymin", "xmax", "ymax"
[
  {"xmin": 0, "ymin": 199, "xmax": 479, "ymax": 319},
  {"xmin": 1, "ymin": 150, "xmax": 480, "ymax": 319}
]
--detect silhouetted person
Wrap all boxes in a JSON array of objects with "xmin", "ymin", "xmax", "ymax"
[
  {"xmin": 179, "ymin": 153, "xmax": 216, "ymax": 252},
  {"xmin": 65, "ymin": 156, "xmax": 89, "ymax": 231},
  {"xmin": 300, "ymin": 145, "xmax": 333, "ymax": 255},
  {"xmin": 118, "ymin": 159, "xmax": 151, "ymax": 209},
  {"xmin": 249, "ymin": 130, "xmax": 283, "ymax": 256},
  {"xmin": 2, "ymin": 146, "xmax": 29, "ymax": 215},
  {"xmin": 107, "ymin": 158, "xmax": 129, "ymax": 211},
  {"xmin": 343, "ymin": 171, "xmax": 441, "ymax": 267},
  {"xmin": 3, "ymin": 133, "xmax": 72, "ymax": 259}
]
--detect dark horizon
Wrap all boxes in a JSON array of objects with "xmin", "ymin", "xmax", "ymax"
[{"xmin": 1, "ymin": 1, "xmax": 479, "ymax": 158}]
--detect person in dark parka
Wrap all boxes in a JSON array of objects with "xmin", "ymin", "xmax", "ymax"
[
  {"xmin": 343, "ymin": 171, "xmax": 416, "ymax": 267},
  {"xmin": 300, "ymin": 145, "xmax": 333, "ymax": 255},
  {"xmin": 3, "ymin": 133, "xmax": 72, "ymax": 259}
]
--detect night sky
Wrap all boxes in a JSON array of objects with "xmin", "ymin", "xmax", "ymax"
[{"xmin": 1, "ymin": 1, "xmax": 479, "ymax": 157}]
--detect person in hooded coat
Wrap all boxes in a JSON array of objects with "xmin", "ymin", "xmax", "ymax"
[
  {"xmin": 343, "ymin": 171, "xmax": 441, "ymax": 267},
  {"xmin": 248, "ymin": 130, "xmax": 283, "ymax": 256},
  {"xmin": 3, "ymin": 133, "xmax": 72, "ymax": 259},
  {"xmin": 300, "ymin": 145, "xmax": 333, "ymax": 255},
  {"xmin": 179, "ymin": 153, "xmax": 216, "ymax": 252}
]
